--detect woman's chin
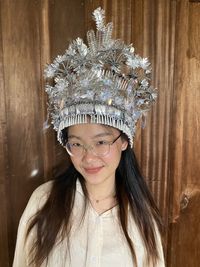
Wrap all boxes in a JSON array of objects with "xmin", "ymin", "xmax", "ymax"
[{"xmin": 84, "ymin": 175, "xmax": 105, "ymax": 186}]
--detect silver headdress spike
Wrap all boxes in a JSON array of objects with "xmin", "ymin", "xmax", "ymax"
[{"xmin": 44, "ymin": 7, "xmax": 157, "ymax": 148}]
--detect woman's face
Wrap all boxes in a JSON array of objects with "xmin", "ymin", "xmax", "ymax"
[{"xmin": 67, "ymin": 123, "xmax": 128, "ymax": 187}]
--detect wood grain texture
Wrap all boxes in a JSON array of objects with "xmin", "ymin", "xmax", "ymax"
[
  {"xmin": 168, "ymin": 1, "xmax": 200, "ymax": 266},
  {"xmin": 40, "ymin": 0, "xmax": 55, "ymax": 181},
  {"xmin": 0, "ymin": 1, "xmax": 45, "ymax": 264},
  {"xmin": 0, "ymin": 1, "xmax": 9, "ymax": 265}
]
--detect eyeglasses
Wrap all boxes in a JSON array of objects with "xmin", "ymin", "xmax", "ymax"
[{"xmin": 66, "ymin": 133, "xmax": 122, "ymax": 157}]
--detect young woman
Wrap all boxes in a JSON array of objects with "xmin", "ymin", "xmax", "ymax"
[{"xmin": 13, "ymin": 7, "xmax": 165, "ymax": 267}]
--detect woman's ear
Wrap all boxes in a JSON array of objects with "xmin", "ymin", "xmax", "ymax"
[{"xmin": 121, "ymin": 140, "xmax": 128, "ymax": 151}]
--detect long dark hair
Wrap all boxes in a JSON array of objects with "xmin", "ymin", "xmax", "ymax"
[{"xmin": 26, "ymin": 138, "xmax": 162, "ymax": 266}]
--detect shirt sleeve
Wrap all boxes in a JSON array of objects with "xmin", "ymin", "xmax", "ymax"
[{"xmin": 12, "ymin": 182, "xmax": 52, "ymax": 267}]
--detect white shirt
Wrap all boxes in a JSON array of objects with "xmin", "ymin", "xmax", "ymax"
[{"xmin": 13, "ymin": 180, "xmax": 165, "ymax": 267}]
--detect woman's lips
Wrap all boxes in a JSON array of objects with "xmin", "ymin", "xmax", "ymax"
[{"xmin": 83, "ymin": 166, "xmax": 103, "ymax": 174}]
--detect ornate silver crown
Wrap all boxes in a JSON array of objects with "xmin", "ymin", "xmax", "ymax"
[{"xmin": 44, "ymin": 7, "xmax": 157, "ymax": 147}]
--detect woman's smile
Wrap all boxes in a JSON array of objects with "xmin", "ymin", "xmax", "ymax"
[{"xmin": 83, "ymin": 166, "xmax": 104, "ymax": 174}]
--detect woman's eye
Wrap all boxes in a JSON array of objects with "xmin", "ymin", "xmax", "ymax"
[
  {"xmin": 71, "ymin": 143, "xmax": 81, "ymax": 147},
  {"xmin": 96, "ymin": 140, "xmax": 109, "ymax": 145}
]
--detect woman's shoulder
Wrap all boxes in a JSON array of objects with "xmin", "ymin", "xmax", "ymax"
[
  {"xmin": 31, "ymin": 180, "xmax": 54, "ymax": 198},
  {"xmin": 20, "ymin": 180, "xmax": 54, "ymax": 223},
  {"xmin": 28, "ymin": 180, "xmax": 54, "ymax": 208}
]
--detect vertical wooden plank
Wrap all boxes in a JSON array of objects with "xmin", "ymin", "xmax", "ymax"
[
  {"xmin": 0, "ymin": 0, "xmax": 9, "ymax": 264},
  {"xmin": 168, "ymin": 0, "xmax": 200, "ymax": 266},
  {"xmin": 1, "ymin": 0, "xmax": 45, "ymax": 263},
  {"xmin": 40, "ymin": 0, "xmax": 55, "ymax": 181}
]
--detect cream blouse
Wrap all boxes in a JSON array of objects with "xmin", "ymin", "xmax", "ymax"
[{"xmin": 13, "ymin": 180, "xmax": 165, "ymax": 267}]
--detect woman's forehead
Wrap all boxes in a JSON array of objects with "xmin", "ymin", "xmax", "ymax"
[{"xmin": 67, "ymin": 123, "xmax": 118, "ymax": 137}]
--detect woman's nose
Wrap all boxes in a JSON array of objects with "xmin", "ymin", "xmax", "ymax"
[{"xmin": 82, "ymin": 147, "xmax": 97, "ymax": 162}]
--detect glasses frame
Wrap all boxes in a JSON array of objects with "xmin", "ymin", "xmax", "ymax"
[{"xmin": 66, "ymin": 132, "xmax": 122, "ymax": 157}]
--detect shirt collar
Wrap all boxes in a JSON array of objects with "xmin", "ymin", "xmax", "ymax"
[{"xmin": 76, "ymin": 179, "xmax": 84, "ymax": 196}]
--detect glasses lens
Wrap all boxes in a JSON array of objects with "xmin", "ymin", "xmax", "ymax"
[
  {"xmin": 66, "ymin": 143, "xmax": 83, "ymax": 157},
  {"xmin": 93, "ymin": 143, "xmax": 110, "ymax": 156}
]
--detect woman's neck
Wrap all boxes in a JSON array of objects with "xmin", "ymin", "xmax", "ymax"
[
  {"xmin": 86, "ymin": 177, "xmax": 116, "ymax": 201},
  {"xmin": 85, "ymin": 176, "xmax": 117, "ymax": 214}
]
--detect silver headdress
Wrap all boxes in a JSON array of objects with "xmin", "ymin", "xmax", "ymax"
[{"xmin": 44, "ymin": 7, "xmax": 157, "ymax": 147}]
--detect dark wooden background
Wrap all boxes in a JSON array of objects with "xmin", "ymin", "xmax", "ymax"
[{"xmin": 0, "ymin": 0, "xmax": 199, "ymax": 266}]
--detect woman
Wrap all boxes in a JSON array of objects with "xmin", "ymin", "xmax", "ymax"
[{"xmin": 13, "ymin": 7, "xmax": 165, "ymax": 267}]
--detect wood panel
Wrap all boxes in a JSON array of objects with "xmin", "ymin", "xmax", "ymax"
[
  {"xmin": 0, "ymin": 1, "xmax": 45, "ymax": 265},
  {"xmin": 168, "ymin": 0, "xmax": 200, "ymax": 266},
  {"xmin": 0, "ymin": 1, "xmax": 9, "ymax": 265}
]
